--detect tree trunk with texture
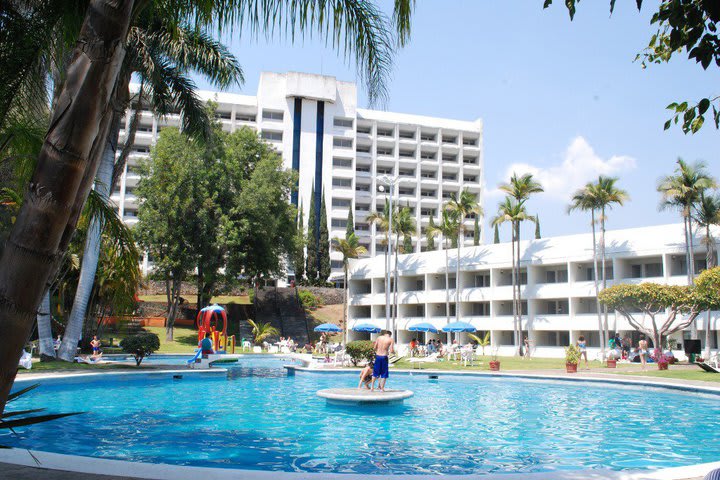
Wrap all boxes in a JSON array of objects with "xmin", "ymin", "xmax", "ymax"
[
  {"xmin": 37, "ymin": 290, "xmax": 55, "ymax": 361},
  {"xmin": 705, "ymin": 226, "xmax": 714, "ymax": 358},
  {"xmin": 590, "ymin": 210, "xmax": 603, "ymax": 358},
  {"xmin": 58, "ymin": 121, "xmax": 118, "ymax": 362},
  {"xmin": 510, "ymin": 226, "xmax": 518, "ymax": 355},
  {"xmin": 0, "ymin": 0, "xmax": 133, "ymax": 414},
  {"xmin": 456, "ymin": 221, "xmax": 461, "ymax": 324},
  {"xmin": 600, "ymin": 210, "xmax": 609, "ymax": 360}
]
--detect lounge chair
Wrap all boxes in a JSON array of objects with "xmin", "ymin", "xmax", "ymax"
[
  {"xmin": 407, "ymin": 353, "xmax": 440, "ymax": 369},
  {"xmin": 697, "ymin": 354, "xmax": 720, "ymax": 373}
]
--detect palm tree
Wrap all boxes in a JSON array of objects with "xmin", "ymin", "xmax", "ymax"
[
  {"xmin": 445, "ymin": 189, "xmax": 482, "ymax": 323},
  {"xmin": 658, "ymin": 159, "xmax": 717, "ymax": 284},
  {"xmin": 392, "ymin": 205, "xmax": 416, "ymax": 327},
  {"xmin": 592, "ymin": 176, "xmax": 629, "ymax": 353},
  {"xmin": 247, "ymin": 319, "xmax": 280, "ymax": 346},
  {"xmin": 428, "ymin": 209, "xmax": 459, "ymax": 328},
  {"xmin": 332, "ymin": 233, "xmax": 367, "ymax": 346},
  {"xmin": 58, "ymin": 21, "xmax": 243, "ymax": 363},
  {"xmin": 694, "ymin": 192, "xmax": 720, "ymax": 357},
  {"xmin": 498, "ymin": 173, "xmax": 543, "ymax": 354},
  {"xmin": 492, "ymin": 197, "xmax": 535, "ymax": 354},
  {"xmin": 658, "ymin": 159, "xmax": 717, "ymax": 339},
  {"xmin": 0, "ymin": 0, "xmax": 415, "ymax": 412},
  {"xmin": 568, "ymin": 183, "xmax": 603, "ymax": 355}
]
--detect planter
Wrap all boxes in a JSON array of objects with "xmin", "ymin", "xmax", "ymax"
[
  {"xmin": 657, "ymin": 361, "xmax": 669, "ymax": 371},
  {"xmin": 489, "ymin": 361, "xmax": 501, "ymax": 371},
  {"xmin": 606, "ymin": 359, "xmax": 617, "ymax": 368},
  {"xmin": 565, "ymin": 362, "xmax": 578, "ymax": 373}
]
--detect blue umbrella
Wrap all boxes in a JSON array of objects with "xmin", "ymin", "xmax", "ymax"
[
  {"xmin": 352, "ymin": 323, "xmax": 382, "ymax": 333},
  {"xmin": 408, "ymin": 322, "xmax": 439, "ymax": 334},
  {"xmin": 441, "ymin": 321, "xmax": 476, "ymax": 333},
  {"xmin": 314, "ymin": 323, "xmax": 342, "ymax": 333}
]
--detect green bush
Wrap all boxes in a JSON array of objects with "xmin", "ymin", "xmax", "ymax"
[
  {"xmin": 120, "ymin": 332, "xmax": 160, "ymax": 366},
  {"xmin": 565, "ymin": 344, "xmax": 581, "ymax": 365},
  {"xmin": 298, "ymin": 289, "xmax": 322, "ymax": 310},
  {"xmin": 345, "ymin": 340, "xmax": 375, "ymax": 366}
]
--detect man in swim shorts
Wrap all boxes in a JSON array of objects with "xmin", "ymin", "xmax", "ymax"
[{"xmin": 371, "ymin": 330, "xmax": 394, "ymax": 392}]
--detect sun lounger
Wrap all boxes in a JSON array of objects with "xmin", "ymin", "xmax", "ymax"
[
  {"xmin": 697, "ymin": 362, "xmax": 720, "ymax": 373},
  {"xmin": 407, "ymin": 353, "xmax": 440, "ymax": 369}
]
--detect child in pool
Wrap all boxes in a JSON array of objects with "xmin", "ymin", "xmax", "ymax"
[{"xmin": 358, "ymin": 361, "xmax": 374, "ymax": 389}]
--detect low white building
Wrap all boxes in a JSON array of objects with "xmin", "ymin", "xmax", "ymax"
[{"xmin": 346, "ymin": 223, "xmax": 720, "ymax": 359}]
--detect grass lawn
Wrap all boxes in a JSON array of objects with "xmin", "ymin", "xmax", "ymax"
[
  {"xmin": 615, "ymin": 367, "xmax": 720, "ymax": 383},
  {"xmin": 137, "ymin": 294, "xmax": 251, "ymax": 304},
  {"xmin": 394, "ymin": 355, "xmax": 581, "ymax": 371},
  {"xmin": 142, "ymin": 326, "xmax": 200, "ymax": 354}
]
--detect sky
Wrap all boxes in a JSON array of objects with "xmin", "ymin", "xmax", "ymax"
[{"xmin": 196, "ymin": 1, "xmax": 720, "ymax": 241}]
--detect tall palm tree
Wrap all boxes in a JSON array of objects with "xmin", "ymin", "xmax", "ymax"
[
  {"xmin": 492, "ymin": 197, "xmax": 535, "ymax": 354},
  {"xmin": 428, "ymin": 209, "xmax": 459, "ymax": 329},
  {"xmin": 58, "ymin": 21, "xmax": 244, "ymax": 362},
  {"xmin": 568, "ymin": 183, "xmax": 603, "ymax": 355},
  {"xmin": 332, "ymin": 233, "xmax": 367, "ymax": 346},
  {"xmin": 694, "ymin": 192, "xmax": 720, "ymax": 357},
  {"xmin": 591, "ymin": 176, "xmax": 629, "ymax": 353},
  {"xmin": 445, "ymin": 189, "xmax": 482, "ymax": 323},
  {"xmin": 498, "ymin": 173, "xmax": 543, "ymax": 354},
  {"xmin": 392, "ymin": 205, "xmax": 416, "ymax": 328},
  {"xmin": 0, "ymin": 0, "xmax": 415, "ymax": 412},
  {"xmin": 658, "ymin": 159, "xmax": 717, "ymax": 339},
  {"xmin": 658, "ymin": 159, "xmax": 717, "ymax": 284}
]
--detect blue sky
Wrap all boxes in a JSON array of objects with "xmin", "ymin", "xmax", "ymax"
[{"xmin": 197, "ymin": 1, "xmax": 719, "ymax": 241}]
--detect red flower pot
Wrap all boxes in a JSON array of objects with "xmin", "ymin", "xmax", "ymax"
[
  {"xmin": 489, "ymin": 361, "xmax": 501, "ymax": 371},
  {"xmin": 657, "ymin": 361, "xmax": 669, "ymax": 371},
  {"xmin": 606, "ymin": 359, "xmax": 617, "ymax": 368},
  {"xmin": 566, "ymin": 362, "xmax": 578, "ymax": 373}
]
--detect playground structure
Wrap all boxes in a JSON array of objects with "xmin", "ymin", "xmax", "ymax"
[{"xmin": 196, "ymin": 304, "xmax": 235, "ymax": 354}]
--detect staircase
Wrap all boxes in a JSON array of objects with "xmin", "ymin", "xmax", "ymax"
[{"xmin": 253, "ymin": 287, "xmax": 310, "ymax": 346}]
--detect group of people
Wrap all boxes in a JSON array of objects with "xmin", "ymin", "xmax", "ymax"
[{"xmin": 576, "ymin": 333, "xmax": 654, "ymax": 370}]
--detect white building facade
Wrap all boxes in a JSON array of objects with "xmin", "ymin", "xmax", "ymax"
[
  {"xmin": 112, "ymin": 71, "xmax": 484, "ymax": 279},
  {"xmin": 346, "ymin": 223, "xmax": 720, "ymax": 359}
]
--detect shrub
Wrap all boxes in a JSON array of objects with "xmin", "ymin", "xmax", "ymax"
[
  {"xmin": 345, "ymin": 340, "xmax": 375, "ymax": 366},
  {"xmin": 298, "ymin": 289, "xmax": 322, "ymax": 310},
  {"xmin": 120, "ymin": 332, "xmax": 160, "ymax": 366}
]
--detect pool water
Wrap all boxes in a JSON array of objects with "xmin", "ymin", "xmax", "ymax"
[{"xmin": 3, "ymin": 357, "xmax": 720, "ymax": 475}]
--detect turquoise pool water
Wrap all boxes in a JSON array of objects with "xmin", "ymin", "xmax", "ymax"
[{"xmin": 3, "ymin": 357, "xmax": 720, "ymax": 475}]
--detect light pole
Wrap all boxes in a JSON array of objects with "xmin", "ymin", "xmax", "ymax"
[{"xmin": 378, "ymin": 175, "xmax": 409, "ymax": 338}]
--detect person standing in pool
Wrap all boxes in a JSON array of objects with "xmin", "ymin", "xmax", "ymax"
[
  {"xmin": 371, "ymin": 330, "xmax": 394, "ymax": 392},
  {"xmin": 638, "ymin": 335, "xmax": 648, "ymax": 371}
]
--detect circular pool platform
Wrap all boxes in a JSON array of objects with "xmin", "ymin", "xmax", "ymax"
[{"xmin": 317, "ymin": 387, "xmax": 414, "ymax": 405}]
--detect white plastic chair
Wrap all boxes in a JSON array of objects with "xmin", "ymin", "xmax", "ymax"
[
  {"xmin": 242, "ymin": 341, "xmax": 252, "ymax": 352},
  {"xmin": 268, "ymin": 345, "xmax": 279, "ymax": 354},
  {"xmin": 252, "ymin": 346, "xmax": 262, "ymax": 353}
]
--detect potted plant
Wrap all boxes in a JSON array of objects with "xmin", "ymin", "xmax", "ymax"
[
  {"xmin": 606, "ymin": 350, "xmax": 618, "ymax": 368},
  {"xmin": 488, "ymin": 348, "xmax": 500, "ymax": 371},
  {"xmin": 565, "ymin": 344, "xmax": 580, "ymax": 373}
]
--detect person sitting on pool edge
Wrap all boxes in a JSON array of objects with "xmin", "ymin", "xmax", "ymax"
[
  {"xmin": 200, "ymin": 332, "xmax": 214, "ymax": 358},
  {"xmin": 358, "ymin": 361, "xmax": 374, "ymax": 390},
  {"xmin": 371, "ymin": 330, "xmax": 394, "ymax": 392}
]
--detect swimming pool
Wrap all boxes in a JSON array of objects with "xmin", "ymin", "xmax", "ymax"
[{"xmin": 3, "ymin": 358, "xmax": 719, "ymax": 475}]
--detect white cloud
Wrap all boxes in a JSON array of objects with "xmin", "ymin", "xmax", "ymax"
[{"xmin": 486, "ymin": 136, "xmax": 636, "ymax": 201}]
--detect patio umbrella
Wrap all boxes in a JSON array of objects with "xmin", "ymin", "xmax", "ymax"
[
  {"xmin": 408, "ymin": 322, "xmax": 439, "ymax": 333},
  {"xmin": 408, "ymin": 322, "xmax": 439, "ymax": 345},
  {"xmin": 441, "ymin": 321, "xmax": 476, "ymax": 344},
  {"xmin": 351, "ymin": 323, "xmax": 382, "ymax": 333},
  {"xmin": 314, "ymin": 323, "xmax": 342, "ymax": 333}
]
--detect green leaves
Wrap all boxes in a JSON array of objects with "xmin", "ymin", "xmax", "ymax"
[{"xmin": 665, "ymin": 96, "xmax": 720, "ymax": 133}]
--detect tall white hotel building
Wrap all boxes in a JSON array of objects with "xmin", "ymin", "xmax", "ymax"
[{"xmin": 113, "ymin": 71, "xmax": 484, "ymax": 280}]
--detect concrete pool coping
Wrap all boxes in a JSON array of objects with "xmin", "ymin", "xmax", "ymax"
[{"xmin": 5, "ymin": 365, "xmax": 720, "ymax": 480}]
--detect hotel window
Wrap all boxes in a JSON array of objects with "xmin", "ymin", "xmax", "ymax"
[
  {"xmin": 331, "ymin": 198, "xmax": 352, "ymax": 208},
  {"xmin": 462, "ymin": 136, "xmax": 478, "ymax": 146},
  {"xmin": 463, "ymin": 175, "xmax": 478, "ymax": 182},
  {"xmin": 333, "ymin": 137, "xmax": 353, "ymax": 149},
  {"xmin": 377, "ymin": 147, "xmax": 394, "ymax": 156},
  {"xmin": 377, "ymin": 128, "xmax": 394, "ymax": 137},
  {"xmin": 236, "ymin": 113, "xmax": 256, "ymax": 122},
  {"xmin": 420, "ymin": 190, "xmax": 436, "ymax": 198},
  {"xmin": 421, "ymin": 208, "xmax": 436, "ymax": 216},
  {"xmin": 463, "ymin": 156, "xmax": 478, "ymax": 165},
  {"xmin": 420, "ymin": 132, "xmax": 437, "ymax": 141},
  {"xmin": 262, "ymin": 110, "xmax": 284, "ymax": 121},
  {"xmin": 357, "ymin": 125, "xmax": 372, "ymax": 134},
  {"xmin": 442, "ymin": 135, "xmax": 457, "ymax": 144},
  {"xmin": 355, "ymin": 165, "xmax": 371, "ymax": 173},
  {"xmin": 399, "ymin": 149, "xmax": 415, "ymax": 158},
  {"xmin": 420, "ymin": 170, "xmax": 436, "ymax": 179},
  {"xmin": 376, "ymin": 167, "xmax": 393, "ymax": 175},
  {"xmin": 261, "ymin": 131, "xmax": 282, "ymax": 142},
  {"xmin": 442, "ymin": 154, "xmax": 457, "ymax": 162},
  {"xmin": 399, "ymin": 169, "xmax": 415, "ymax": 177},
  {"xmin": 216, "ymin": 112, "xmax": 232, "ymax": 120},
  {"xmin": 331, "ymin": 218, "xmax": 348, "ymax": 228},
  {"xmin": 399, "ymin": 130, "xmax": 415, "ymax": 139},
  {"xmin": 356, "ymin": 144, "xmax": 371, "ymax": 153},
  {"xmin": 332, "ymin": 178, "xmax": 352, "ymax": 188},
  {"xmin": 420, "ymin": 151, "xmax": 436, "ymax": 160},
  {"xmin": 333, "ymin": 117, "xmax": 354, "ymax": 128},
  {"xmin": 355, "ymin": 184, "xmax": 370, "ymax": 192},
  {"xmin": 332, "ymin": 157, "xmax": 353, "ymax": 168}
]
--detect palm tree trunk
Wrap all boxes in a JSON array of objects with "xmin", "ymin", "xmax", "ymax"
[
  {"xmin": 590, "ymin": 210, "xmax": 603, "ymax": 358},
  {"xmin": 683, "ymin": 215, "xmax": 692, "ymax": 285},
  {"xmin": 510, "ymin": 224, "xmax": 518, "ymax": 355},
  {"xmin": 58, "ymin": 120, "xmax": 118, "ymax": 362},
  {"xmin": 684, "ymin": 213, "xmax": 698, "ymax": 337},
  {"xmin": 515, "ymin": 221, "xmax": 523, "ymax": 354},
  {"xmin": 600, "ymin": 207, "xmax": 609, "ymax": 360},
  {"xmin": 394, "ymin": 232, "xmax": 400, "ymax": 336},
  {"xmin": 343, "ymin": 264, "xmax": 348, "ymax": 347},
  {"xmin": 705, "ymin": 225, "xmax": 714, "ymax": 358},
  {"xmin": 0, "ymin": 0, "xmax": 134, "ymax": 413},
  {"xmin": 444, "ymin": 237, "xmax": 450, "ymax": 341},
  {"xmin": 37, "ymin": 290, "xmax": 55, "ymax": 361},
  {"xmin": 456, "ymin": 221, "xmax": 462, "ymax": 324}
]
